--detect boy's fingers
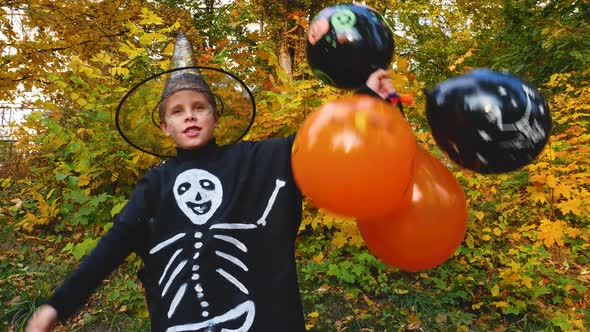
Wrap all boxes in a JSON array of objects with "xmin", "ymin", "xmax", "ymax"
[{"xmin": 26, "ymin": 305, "xmax": 58, "ymax": 332}]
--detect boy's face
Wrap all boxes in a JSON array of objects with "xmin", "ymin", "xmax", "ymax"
[{"xmin": 160, "ymin": 90, "xmax": 219, "ymax": 150}]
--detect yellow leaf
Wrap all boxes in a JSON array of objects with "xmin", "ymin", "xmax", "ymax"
[
  {"xmin": 362, "ymin": 294, "xmax": 375, "ymax": 307},
  {"xmin": 465, "ymin": 233, "xmax": 474, "ymax": 249},
  {"xmin": 471, "ymin": 302, "xmax": 483, "ymax": 309},
  {"xmin": 511, "ymin": 232, "xmax": 522, "ymax": 241},
  {"xmin": 565, "ymin": 227, "xmax": 581, "ymax": 238},
  {"xmin": 91, "ymin": 52, "xmax": 112, "ymax": 65},
  {"xmin": 78, "ymin": 174, "xmax": 90, "ymax": 188},
  {"xmin": 305, "ymin": 311, "xmax": 319, "ymax": 330},
  {"xmin": 529, "ymin": 174, "xmax": 546, "ymax": 184},
  {"xmin": 474, "ymin": 211, "xmax": 485, "ymax": 221},
  {"xmin": 17, "ymin": 212, "xmax": 39, "ymax": 232},
  {"xmin": 493, "ymin": 227, "xmax": 502, "ymax": 236},
  {"xmin": 448, "ymin": 48, "xmax": 474, "ymax": 70},
  {"xmin": 537, "ymin": 219, "xmax": 566, "ymax": 248},
  {"xmin": 546, "ymin": 175, "xmax": 558, "ymax": 188},
  {"xmin": 320, "ymin": 213, "xmax": 334, "ymax": 229},
  {"xmin": 139, "ymin": 7, "xmax": 164, "ymax": 26},
  {"xmin": 331, "ymin": 231, "xmax": 348, "ymax": 249},
  {"xmin": 519, "ymin": 224, "xmax": 537, "ymax": 233},
  {"xmin": 491, "ymin": 284, "xmax": 500, "ymax": 296},
  {"xmin": 556, "ymin": 198, "xmax": 583, "ymax": 216},
  {"xmin": 521, "ymin": 276, "xmax": 533, "ymax": 288},
  {"xmin": 492, "ymin": 301, "xmax": 509, "ymax": 308},
  {"xmin": 307, "ymin": 311, "xmax": 319, "ymax": 318},
  {"xmin": 571, "ymin": 319, "xmax": 587, "ymax": 330},
  {"xmin": 46, "ymin": 188, "xmax": 55, "ymax": 200},
  {"xmin": 530, "ymin": 190, "xmax": 547, "ymax": 204},
  {"xmin": 139, "ymin": 32, "xmax": 167, "ymax": 46},
  {"xmin": 396, "ymin": 57, "xmax": 409, "ymax": 72},
  {"xmin": 312, "ymin": 252, "xmax": 324, "ymax": 263},
  {"xmin": 554, "ymin": 185, "xmax": 572, "ymax": 199},
  {"xmin": 349, "ymin": 232, "xmax": 365, "ymax": 248}
]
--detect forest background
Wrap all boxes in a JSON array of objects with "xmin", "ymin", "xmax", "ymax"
[{"xmin": 0, "ymin": 0, "xmax": 588, "ymax": 331}]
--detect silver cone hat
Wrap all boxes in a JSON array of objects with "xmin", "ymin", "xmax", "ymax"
[{"xmin": 160, "ymin": 31, "xmax": 214, "ymax": 108}]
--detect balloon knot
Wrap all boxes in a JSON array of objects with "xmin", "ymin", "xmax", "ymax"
[{"xmin": 388, "ymin": 93, "xmax": 414, "ymax": 105}]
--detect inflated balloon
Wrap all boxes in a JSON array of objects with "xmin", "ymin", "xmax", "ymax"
[
  {"xmin": 426, "ymin": 68, "xmax": 552, "ymax": 173},
  {"xmin": 292, "ymin": 95, "xmax": 417, "ymax": 219},
  {"xmin": 358, "ymin": 148, "xmax": 467, "ymax": 272},
  {"xmin": 306, "ymin": 3, "xmax": 395, "ymax": 89}
]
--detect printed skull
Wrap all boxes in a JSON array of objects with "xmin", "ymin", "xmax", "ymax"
[{"xmin": 174, "ymin": 169, "xmax": 223, "ymax": 225}]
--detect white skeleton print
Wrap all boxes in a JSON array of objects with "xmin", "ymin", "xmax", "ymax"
[
  {"xmin": 149, "ymin": 168, "xmax": 286, "ymax": 332},
  {"xmin": 464, "ymin": 83, "xmax": 547, "ymax": 149}
]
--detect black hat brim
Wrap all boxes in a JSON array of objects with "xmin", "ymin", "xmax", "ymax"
[{"xmin": 116, "ymin": 66, "xmax": 256, "ymax": 158}]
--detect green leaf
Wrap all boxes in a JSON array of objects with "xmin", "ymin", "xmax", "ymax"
[
  {"xmin": 67, "ymin": 141, "xmax": 81, "ymax": 153},
  {"xmin": 61, "ymin": 242, "xmax": 74, "ymax": 253},
  {"xmin": 550, "ymin": 313, "xmax": 572, "ymax": 330},
  {"xmin": 55, "ymin": 173, "xmax": 68, "ymax": 181},
  {"xmin": 71, "ymin": 237, "xmax": 99, "ymax": 259},
  {"xmin": 111, "ymin": 202, "xmax": 126, "ymax": 217}
]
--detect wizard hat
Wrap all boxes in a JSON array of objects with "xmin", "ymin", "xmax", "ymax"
[{"xmin": 116, "ymin": 31, "xmax": 256, "ymax": 157}]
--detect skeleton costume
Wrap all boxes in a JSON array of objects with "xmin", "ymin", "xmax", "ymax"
[
  {"xmin": 45, "ymin": 32, "xmax": 305, "ymax": 331},
  {"xmin": 46, "ymin": 136, "xmax": 305, "ymax": 331}
]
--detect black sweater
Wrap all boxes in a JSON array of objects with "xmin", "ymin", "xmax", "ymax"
[{"xmin": 47, "ymin": 136, "xmax": 305, "ymax": 332}]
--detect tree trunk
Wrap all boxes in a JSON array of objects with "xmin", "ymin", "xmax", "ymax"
[{"xmin": 277, "ymin": 25, "xmax": 293, "ymax": 82}]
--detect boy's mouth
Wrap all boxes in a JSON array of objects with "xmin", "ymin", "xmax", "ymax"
[{"xmin": 184, "ymin": 126, "xmax": 201, "ymax": 137}]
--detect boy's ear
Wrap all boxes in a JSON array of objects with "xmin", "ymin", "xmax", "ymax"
[{"xmin": 160, "ymin": 121, "xmax": 171, "ymax": 136}]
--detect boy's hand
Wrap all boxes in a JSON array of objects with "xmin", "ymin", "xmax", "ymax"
[
  {"xmin": 26, "ymin": 305, "xmax": 58, "ymax": 332},
  {"xmin": 366, "ymin": 69, "xmax": 397, "ymax": 99}
]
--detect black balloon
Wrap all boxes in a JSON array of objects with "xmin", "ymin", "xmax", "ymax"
[
  {"xmin": 306, "ymin": 3, "xmax": 394, "ymax": 89},
  {"xmin": 426, "ymin": 69, "xmax": 552, "ymax": 174}
]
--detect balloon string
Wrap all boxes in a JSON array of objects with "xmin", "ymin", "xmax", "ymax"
[{"xmin": 387, "ymin": 92, "xmax": 414, "ymax": 118}]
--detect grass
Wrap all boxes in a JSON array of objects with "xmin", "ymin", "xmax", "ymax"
[
  {"xmin": 1, "ymin": 211, "xmax": 587, "ymax": 331},
  {"xmin": 0, "ymin": 215, "xmax": 149, "ymax": 332}
]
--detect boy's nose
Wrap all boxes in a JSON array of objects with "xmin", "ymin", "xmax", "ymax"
[{"xmin": 185, "ymin": 112, "xmax": 196, "ymax": 122}]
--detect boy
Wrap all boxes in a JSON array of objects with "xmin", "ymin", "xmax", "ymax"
[{"xmin": 26, "ymin": 32, "xmax": 396, "ymax": 332}]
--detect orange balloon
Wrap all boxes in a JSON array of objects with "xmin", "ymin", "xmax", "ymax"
[
  {"xmin": 292, "ymin": 95, "xmax": 417, "ymax": 219},
  {"xmin": 357, "ymin": 148, "xmax": 467, "ymax": 271}
]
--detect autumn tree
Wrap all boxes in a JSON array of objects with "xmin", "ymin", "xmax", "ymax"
[
  {"xmin": 1, "ymin": 0, "xmax": 588, "ymax": 330},
  {"xmin": 473, "ymin": 0, "xmax": 590, "ymax": 85}
]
